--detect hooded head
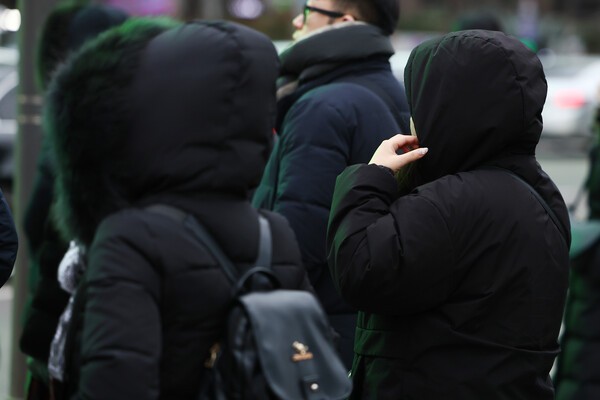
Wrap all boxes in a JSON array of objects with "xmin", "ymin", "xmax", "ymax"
[
  {"xmin": 402, "ymin": 30, "xmax": 547, "ymax": 188},
  {"xmin": 36, "ymin": 3, "xmax": 129, "ymax": 91},
  {"xmin": 453, "ymin": 12, "xmax": 503, "ymax": 32},
  {"xmin": 46, "ymin": 18, "xmax": 280, "ymax": 245}
]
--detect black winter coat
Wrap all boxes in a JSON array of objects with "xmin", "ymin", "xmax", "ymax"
[
  {"xmin": 252, "ymin": 24, "xmax": 409, "ymax": 367},
  {"xmin": 20, "ymin": 142, "xmax": 69, "ymax": 364},
  {"xmin": 327, "ymin": 30, "xmax": 570, "ymax": 399},
  {"xmin": 554, "ymin": 242, "xmax": 600, "ymax": 400},
  {"xmin": 44, "ymin": 20, "xmax": 310, "ymax": 399},
  {"xmin": 65, "ymin": 204, "xmax": 308, "ymax": 399},
  {"xmin": 553, "ymin": 119, "xmax": 600, "ymax": 399},
  {"xmin": 19, "ymin": 4, "xmax": 129, "ymax": 368},
  {"xmin": 0, "ymin": 185, "xmax": 17, "ymax": 287}
]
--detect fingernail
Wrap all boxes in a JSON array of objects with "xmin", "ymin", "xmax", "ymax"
[{"xmin": 418, "ymin": 147, "xmax": 429, "ymax": 155}]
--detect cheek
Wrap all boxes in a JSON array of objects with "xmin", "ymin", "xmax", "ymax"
[{"xmin": 307, "ymin": 14, "xmax": 328, "ymax": 29}]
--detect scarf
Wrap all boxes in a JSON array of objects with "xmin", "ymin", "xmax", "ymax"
[
  {"xmin": 48, "ymin": 241, "xmax": 86, "ymax": 382},
  {"xmin": 275, "ymin": 22, "xmax": 395, "ymax": 130},
  {"xmin": 278, "ymin": 22, "xmax": 394, "ymax": 91}
]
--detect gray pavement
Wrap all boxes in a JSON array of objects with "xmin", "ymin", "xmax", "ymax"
[{"xmin": 0, "ymin": 137, "xmax": 592, "ymax": 399}]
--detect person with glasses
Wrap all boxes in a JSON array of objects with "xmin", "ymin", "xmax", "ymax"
[
  {"xmin": 253, "ymin": 0, "xmax": 408, "ymax": 370},
  {"xmin": 292, "ymin": 2, "xmax": 347, "ymax": 40}
]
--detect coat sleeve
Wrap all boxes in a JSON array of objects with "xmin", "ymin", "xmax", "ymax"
[
  {"xmin": 327, "ymin": 164, "xmax": 456, "ymax": 315},
  {"xmin": 0, "ymin": 187, "xmax": 17, "ymax": 288},
  {"xmin": 255, "ymin": 98, "xmax": 352, "ymax": 283},
  {"xmin": 75, "ymin": 221, "xmax": 161, "ymax": 400}
]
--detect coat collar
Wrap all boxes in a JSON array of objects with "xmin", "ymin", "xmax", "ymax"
[{"xmin": 278, "ymin": 23, "xmax": 394, "ymax": 88}]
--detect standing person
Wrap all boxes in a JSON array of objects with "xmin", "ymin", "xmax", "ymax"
[
  {"xmin": 452, "ymin": 11, "xmax": 504, "ymax": 32},
  {"xmin": 45, "ymin": 18, "xmax": 310, "ymax": 399},
  {"xmin": 0, "ymin": 188, "xmax": 17, "ymax": 287},
  {"xmin": 327, "ymin": 30, "xmax": 570, "ymax": 399},
  {"xmin": 0, "ymin": 179, "xmax": 17, "ymax": 380},
  {"xmin": 252, "ymin": 0, "xmax": 409, "ymax": 369},
  {"xmin": 553, "ymin": 106, "xmax": 600, "ymax": 400},
  {"xmin": 18, "ymin": 5, "xmax": 129, "ymax": 399}
]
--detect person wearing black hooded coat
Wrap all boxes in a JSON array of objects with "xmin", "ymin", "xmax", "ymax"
[
  {"xmin": 44, "ymin": 18, "xmax": 310, "ymax": 399},
  {"xmin": 327, "ymin": 30, "xmax": 570, "ymax": 399},
  {"xmin": 19, "ymin": 7, "xmax": 129, "ymax": 398},
  {"xmin": 0, "ymin": 191, "xmax": 16, "ymax": 287}
]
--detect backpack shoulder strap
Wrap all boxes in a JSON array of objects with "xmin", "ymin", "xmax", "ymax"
[
  {"xmin": 255, "ymin": 215, "xmax": 272, "ymax": 268},
  {"xmin": 145, "ymin": 204, "xmax": 272, "ymax": 285},
  {"xmin": 184, "ymin": 213, "xmax": 275, "ymax": 291}
]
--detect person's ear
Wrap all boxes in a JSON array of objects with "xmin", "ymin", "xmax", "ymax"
[{"xmin": 341, "ymin": 14, "xmax": 356, "ymax": 22}]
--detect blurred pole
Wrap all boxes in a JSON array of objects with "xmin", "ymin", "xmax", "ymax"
[{"xmin": 10, "ymin": 0, "xmax": 59, "ymax": 398}]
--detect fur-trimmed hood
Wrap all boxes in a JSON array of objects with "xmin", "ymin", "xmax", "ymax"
[{"xmin": 46, "ymin": 19, "xmax": 279, "ymax": 245}]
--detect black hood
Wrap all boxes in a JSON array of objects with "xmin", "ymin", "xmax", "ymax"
[
  {"xmin": 47, "ymin": 19, "xmax": 279, "ymax": 244},
  {"xmin": 404, "ymin": 30, "xmax": 547, "ymax": 184},
  {"xmin": 122, "ymin": 21, "xmax": 279, "ymax": 200}
]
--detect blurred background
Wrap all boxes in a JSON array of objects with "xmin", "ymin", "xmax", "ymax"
[{"xmin": 0, "ymin": 0, "xmax": 598, "ymax": 398}]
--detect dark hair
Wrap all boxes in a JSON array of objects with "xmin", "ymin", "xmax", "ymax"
[
  {"xmin": 45, "ymin": 17, "xmax": 179, "ymax": 243},
  {"xmin": 36, "ymin": 4, "xmax": 129, "ymax": 90},
  {"xmin": 336, "ymin": 0, "xmax": 400, "ymax": 35},
  {"xmin": 453, "ymin": 12, "xmax": 504, "ymax": 32}
]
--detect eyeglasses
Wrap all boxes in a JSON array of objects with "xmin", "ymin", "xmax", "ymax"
[{"xmin": 303, "ymin": 4, "xmax": 345, "ymax": 24}]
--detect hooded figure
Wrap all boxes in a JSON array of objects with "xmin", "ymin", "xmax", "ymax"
[
  {"xmin": 553, "ymin": 102, "xmax": 600, "ymax": 399},
  {"xmin": 327, "ymin": 30, "xmax": 570, "ymax": 399},
  {"xmin": 45, "ymin": 18, "xmax": 309, "ymax": 399},
  {"xmin": 19, "ymin": 4, "xmax": 129, "ymax": 399}
]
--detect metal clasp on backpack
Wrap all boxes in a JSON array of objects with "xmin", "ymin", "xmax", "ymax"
[
  {"xmin": 204, "ymin": 342, "xmax": 221, "ymax": 368},
  {"xmin": 292, "ymin": 341, "xmax": 314, "ymax": 362}
]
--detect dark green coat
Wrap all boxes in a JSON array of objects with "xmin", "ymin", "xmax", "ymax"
[{"xmin": 553, "ymin": 114, "xmax": 600, "ymax": 400}]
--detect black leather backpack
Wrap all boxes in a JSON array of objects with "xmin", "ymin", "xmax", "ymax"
[{"xmin": 147, "ymin": 205, "xmax": 352, "ymax": 400}]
